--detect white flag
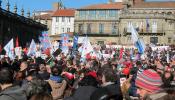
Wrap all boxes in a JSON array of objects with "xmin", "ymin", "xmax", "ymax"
[
  {"xmin": 4, "ymin": 39, "xmax": 14, "ymax": 60},
  {"xmin": 27, "ymin": 39, "xmax": 37, "ymax": 56},
  {"xmin": 81, "ymin": 37, "xmax": 93, "ymax": 57}
]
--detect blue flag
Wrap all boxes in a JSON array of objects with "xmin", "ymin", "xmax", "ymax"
[{"xmin": 73, "ymin": 34, "xmax": 78, "ymax": 51}]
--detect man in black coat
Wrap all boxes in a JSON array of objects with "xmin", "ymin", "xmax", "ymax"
[
  {"xmin": 90, "ymin": 67, "xmax": 123, "ymax": 100},
  {"xmin": 0, "ymin": 67, "xmax": 27, "ymax": 100}
]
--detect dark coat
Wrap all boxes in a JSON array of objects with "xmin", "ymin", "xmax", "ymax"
[
  {"xmin": 0, "ymin": 85, "xmax": 27, "ymax": 100},
  {"xmin": 90, "ymin": 83, "xmax": 123, "ymax": 100},
  {"xmin": 64, "ymin": 86, "xmax": 97, "ymax": 100}
]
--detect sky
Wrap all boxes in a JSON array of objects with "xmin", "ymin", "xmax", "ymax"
[{"xmin": 1, "ymin": 0, "xmax": 175, "ymax": 16}]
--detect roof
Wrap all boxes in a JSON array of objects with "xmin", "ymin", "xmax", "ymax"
[
  {"xmin": 132, "ymin": 2, "xmax": 175, "ymax": 8},
  {"xmin": 35, "ymin": 14, "xmax": 52, "ymax": 20},
  {"xmin": 52, "ymin": 9, "xmax": 75, "ymax": 17},
  {"xmin": 78, "ymin": 3, "xmax": 124, "ymax": 10}
]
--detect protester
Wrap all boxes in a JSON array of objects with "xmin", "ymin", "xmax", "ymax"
[
  {"xmin": 135, "ymin": 69, "xmax": 166, "ymax": 100},
  {"xmin": 0, "ymin": 67, "xmax": 27, "ymax": 100}
]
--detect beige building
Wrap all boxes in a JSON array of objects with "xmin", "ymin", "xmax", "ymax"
[
  {"xmin": 75, "ymin": 2, "xmax": 124, "ymax": 45},
  {"xmin": 120, "ymin": 0, "xmax": 175, "ymax": 45},
  {"xmin": 75, "ymin": 0, "xmax": 175, "ymax": 45}
]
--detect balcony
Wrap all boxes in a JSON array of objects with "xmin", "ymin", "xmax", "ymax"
[
  {"xmin": 120, "ymin": 13, "xmax": 175, "ymax": 20},
  {"xmin": 124, "ymin": 29, "xmax": 165, "ymax": 36}
]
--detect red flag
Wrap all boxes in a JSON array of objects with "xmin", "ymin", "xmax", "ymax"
[
  {"xmin": 43, "ymin": 48, "xmax": 50, "ymax": 56},
  {"xmin": 119, "ymin": 47, "xmax": 124, "ymax": 60},
  {"xmin": 16, "ymin": 37, "xmax": 19, "ymax": 47}
]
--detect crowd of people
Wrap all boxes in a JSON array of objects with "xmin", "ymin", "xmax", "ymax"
[{"xmin": 0, "ymin": 44, "xmax": 174, "ymax": 100}]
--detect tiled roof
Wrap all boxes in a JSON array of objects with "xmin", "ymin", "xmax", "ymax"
[
  {"xmin": 133, "ymin": 2, "xmax": 175, "ymax": 8},
  {"xmin": 78, "ymin": 3, "xmax": 124, "ymax": 10},
  {"xmin": 35, "ymin": 14, "xmax": 52, "ymax": 20},
  {"xmin": 52, "ymin": 9, "xmax": 75, "ymax": 17}
]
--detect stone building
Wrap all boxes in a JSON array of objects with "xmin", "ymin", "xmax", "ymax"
[
  {"xmin": 74, "ymin": 1, "xmax": 124, "ymax": 44},
  {"xmin": 0, "ymin": 1, "xmax": 47, "ymax": 47},
  {"xmin": 120, "ymin": 0, "xmax": 175, "ymax": 45},
  {"xmin": 75, "ymin": 0, "xmax": 175, "ymax": 45}
]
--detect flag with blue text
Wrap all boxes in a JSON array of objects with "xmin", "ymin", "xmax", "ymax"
[
  {"xmin": 61, "ymin": 33, "xmax": 69, "ymax": 55},
  {"xmin": 4, "ymin": 39, "xmax": 14, "ymax": 59}
]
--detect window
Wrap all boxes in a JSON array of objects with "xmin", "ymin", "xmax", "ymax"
[
  {"xmin": 62, "ymin": 17, "xmax": 65, "ymax": 22},
  {"xmin": 168, "ymin": 37, "xmax": 171, "ymax": 43},
  {"xmin": 87, "ymin": 23, "xmax": 92, "ymax": 34},
  {"xmin": 127, "ymin": 21, "xmax": 132, "ymax": 32},
  {"xmin": 150, "ymin": 37, "xmax": 158, "ymax": 45},
  {"xmin": 89, "ymin": 11, "xmax": 96, "ymax": 17},
  {"xmin": 79, "ymin": 11, "xmax": 86, "ymax": 17},
  {"xmin": 67, "ymin": 28, "xmax": 70, "ymax": 32},
  {"xmin": 99, "ymin": 23, "xmax": 104, "ymax": 34},
  {"xmin": 56, "ymin": 17, "xmax": 59, "ymax": 22},
  {"xmin": 112, "ymin": 23, "xmax": 117, "ymax": 34},
  {"xmin": 99, "ymin": 10, "xmax": 106, "ymax": 17},
  {"xmin": 152, "ymin": 21, "xmax": 157, "ymax": 33},
  {"xmin": 68, "ymin": 17, "xmax": 71, "ymax": 23},
  {"xmin": 62, "ymin": 28, "xmax": 64, "ymax": 33},
  {"xmin": 109, "ymin": 10, "xmax": 116, "ymax": 17},
  {"xmin": 78, "ymin": 24, "xmax": 83, "ymax": 34}
]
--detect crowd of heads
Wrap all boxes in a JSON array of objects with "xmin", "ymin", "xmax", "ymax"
[{"xmin": 0, "ymin": 45, "xmax": 174, "ymax": 100}]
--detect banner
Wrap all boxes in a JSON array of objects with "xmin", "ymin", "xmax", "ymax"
[{"xmin": 61, "ymin": 33, "xmax": 69, "ymax": 55}]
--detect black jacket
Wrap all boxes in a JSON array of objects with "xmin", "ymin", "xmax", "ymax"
[
  {"xmin": 90, "ymin": 83, "xmax": 123, "ymax": 100},
  {"xmin": 0, "ymin": 85, "xmax": 27, "ymax": 100},
  {"xmin": 65, "ymin": 86, "xmax": 97, "ymax": 100}
]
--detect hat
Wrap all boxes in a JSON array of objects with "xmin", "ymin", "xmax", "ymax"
[
  {"xmin": 136, "ymin": 69, "xmax": 163, "ymax": 93},
  {"xmin": 86, "ymin": 71, "xmax": 97, "ymax": 79}
]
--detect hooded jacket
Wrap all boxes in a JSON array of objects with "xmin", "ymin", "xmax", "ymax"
[{"xmin": 0, "ymin": 85, "xmax": 27, "ymax": 100}]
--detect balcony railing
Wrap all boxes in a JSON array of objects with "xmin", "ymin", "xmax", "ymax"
[
  {"xmin": 120, "ymin": 13, "xmax": 175, "ymax": 20},
  {"xmin": 124, "ymin": 29, "xmax": 166, "ymax": 36}
]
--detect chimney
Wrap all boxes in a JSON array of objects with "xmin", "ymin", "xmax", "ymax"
[
  {"xmin": 53, "ymin": 2, "xmax": 62, "ymax": 10},
  {"xmin": 108, "ymin": 0, "xmax": 113, "ymax": 4}
]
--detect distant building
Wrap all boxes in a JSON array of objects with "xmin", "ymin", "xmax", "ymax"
[
  {"xmin": 74, "ymin": 2, "xmax": 124, "ymax": 44},
  {"xmin": 51, "ymin": 9, "xmax": 75, "ymax": 41},
  {"xmin": 120, "ymin": 0, "xmax": 175, "ymax": 45},
  {"xmin": 33, "ymin": 10, "xmax": 53, "ymax": 36},
  {"xmin": 74, "ymin": 0, "xmax": 175, "ymax": 45}
]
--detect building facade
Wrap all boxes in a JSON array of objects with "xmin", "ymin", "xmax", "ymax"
[
  {"xmin": 75, "ymin": 0, "xmax": 175, "ymax": 45},
  {"xmin": 34, "ymin": 10, "xmax": 53, "ymax": 35},
  {"xmin": 75, "ymin": 2, "xmax": 124, "ymax": 44},
  {"xmin": 120, "ymin": 0, "xmax": 175, "ymax": 45},
  {"xmin": 51, "ymin": 9, "xmax": 75, "ymax": 41},
  {"xmin": 0, "ymin": 2, "xmax": 47, "ymax": 47}
]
